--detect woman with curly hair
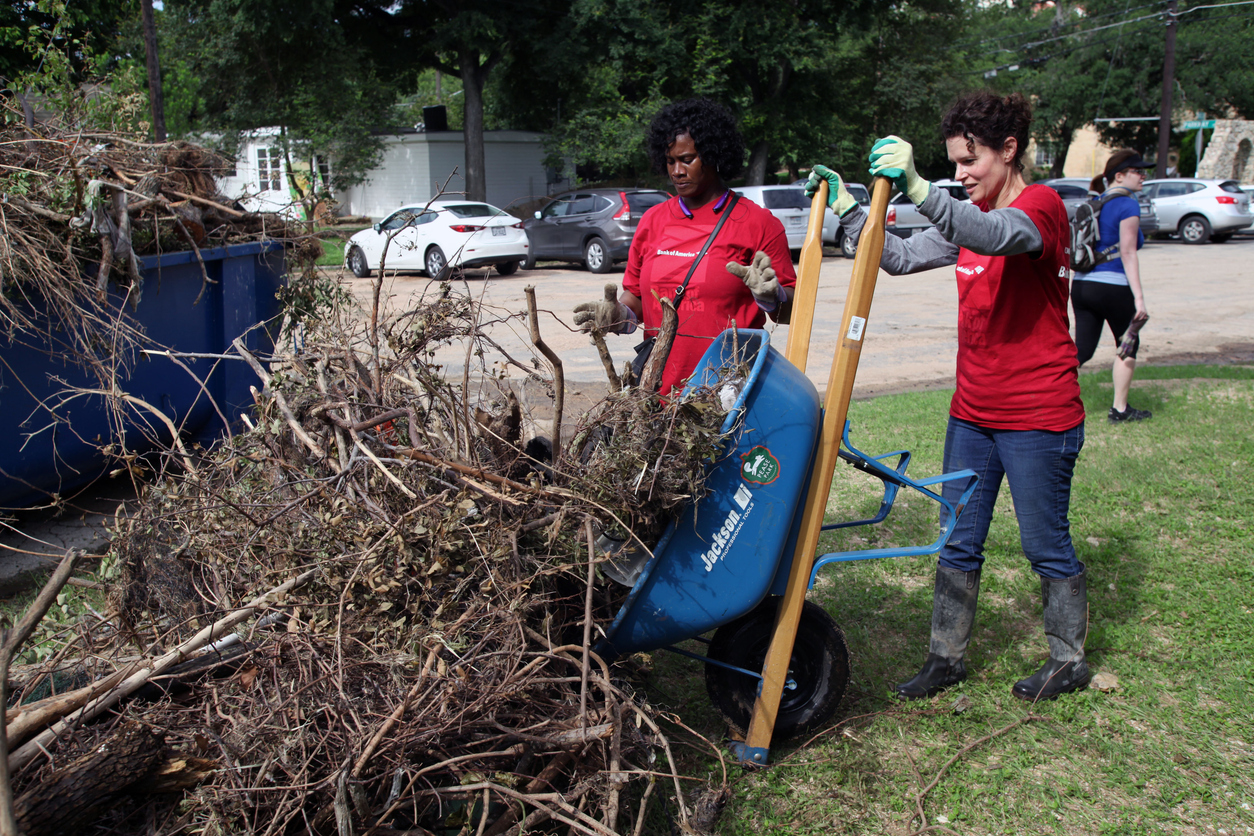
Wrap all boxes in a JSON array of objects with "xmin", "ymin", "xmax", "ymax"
[
  {"xmin": 807, "ymin": 90, "xmax": 1090, "ymax": 703},
  {"xmin": 573, "ymin": 97, "xmax": 796, "ymax": 395}
]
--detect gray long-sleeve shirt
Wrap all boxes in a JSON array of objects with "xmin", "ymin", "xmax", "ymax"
[{"xmin": 840, "ymin": 184, "xmax": 1045, "ymax": 274}]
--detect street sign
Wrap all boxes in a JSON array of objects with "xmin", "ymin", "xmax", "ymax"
[{"xmin": 1183, "ymin": 120, "xmax": 1216, "ymax": 130}]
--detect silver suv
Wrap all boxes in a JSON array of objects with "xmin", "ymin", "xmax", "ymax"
[{"xmin": 1140, "ymin": 178, "xmax": 1252, "ymax": 244}]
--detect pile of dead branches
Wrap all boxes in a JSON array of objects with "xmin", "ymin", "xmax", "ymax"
[
  {"xmin": 2, "ymin": 279, "xmax": 750, "ymax": 836},
  {"xmin": 0, "ymin": 111, "xmax": 311, "ymax": 383}
]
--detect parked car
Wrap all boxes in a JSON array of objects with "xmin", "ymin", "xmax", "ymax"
[
  {"xmin": 1140, "ymin": 178, "xmax": 1253, "ymax": 243},
  {"xmin": 732, "ymin": 185, "xmax": 812, "ymax": 254},
  {"xmin": 1039, "ymin": 177, "xmax": 1094, "ymax": 220},
  {"xmin": 1242, "ymin": 186, "xmax": 1254, "ymax": 234},
  {"xmin": 522, "ymin": 188, "xmax": 670, "ymax": 273},
  {"xmin": 886, "ymin": 179, "xmax": 970, "ymax": 238},
  {"xmin": 1041, "ymin": 176, "xmax": 1159, "ymax": 235},
  {"xmin": 345, "ymin": 201, "xmax": 528, "ymax": 279},
  {"xmin": 790, "ymin": 178, "xmax": 872, "ymax": 258}
]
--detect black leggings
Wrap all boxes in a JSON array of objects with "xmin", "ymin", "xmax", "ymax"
[{"xmin": 1072, "ymin": 279, "xmax": 1137, "ymax": 365}]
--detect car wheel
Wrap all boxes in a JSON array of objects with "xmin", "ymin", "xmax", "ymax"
[
  {"xmin": 1210, "ymin": 233, "xmax": 1233, "ymax": 243},
  {"xmin": 494, "ymin": 260, "xmax": 519, "ymax": 276},
  {"xmin": 704, "ymin": 599, "xmax": 850, "ymax": 742},
  {"xmin": 1179, "ymin": 215, "xmax": 1212, "ymax": 244},
  {"xmin": 840, "ymin": 231, "xmax": 857, "ymax": 259},
  {"xmin": 521, "ymin": 251, "xmax": 537, "ymax": 270},
  {"xmin": 346, "ymin": 246, "xmax": 371, "ymax": 278},
  {"xmin": 425, "ymin": 245, "xmax": 449, "ymax": 279},
  {"xmin": 584, "ymin": 237, "xmax": 612, "ymax": 273}
]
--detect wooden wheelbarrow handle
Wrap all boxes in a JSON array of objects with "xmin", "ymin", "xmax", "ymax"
[{"xmin": 740, "ymin": 176, "xmax": 894, "ymax": 763}]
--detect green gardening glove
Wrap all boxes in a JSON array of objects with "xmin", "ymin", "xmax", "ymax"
[
  {"xmin": 803, "ymin": 164, "xmax": 859, "ymax": 217},
  {"xmin": 868, "ymin": 135, "xmax": 931, "ymax": 206}
]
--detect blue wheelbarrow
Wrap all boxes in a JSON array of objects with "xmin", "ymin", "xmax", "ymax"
[{"xmin": 592, "ymin": 178, "xmax": 979, "ymax": 766}]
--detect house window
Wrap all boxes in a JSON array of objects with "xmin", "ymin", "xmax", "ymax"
[
  {"xmin": 257, "ymin": 148, "xmax": 283, "ymax": 192},
  {"xmin": 1035, "ymin": 146, "xmax": 1055, "ymax": 167},
  {"xmin": 316, "ymin": 159, "xmax": 331, "ymax": 189}
]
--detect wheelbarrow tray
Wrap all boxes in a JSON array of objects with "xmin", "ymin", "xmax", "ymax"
[{"xmin": 597, "ymin": 329, "xmax": 820, "ymax": 659}]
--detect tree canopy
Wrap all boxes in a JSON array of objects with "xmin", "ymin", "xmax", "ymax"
[{"xmin": 8, "ymin": 0, "xmax": 1251, "ymax": 192}]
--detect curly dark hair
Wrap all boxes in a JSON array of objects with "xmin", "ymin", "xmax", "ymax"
[
  {"xmin": 646, "ymin": 98, "xmax": 746, "ymax": 179},
  {"xmin": 940, "ymin": 91, "xmax": 1033, "ymax": 171}
]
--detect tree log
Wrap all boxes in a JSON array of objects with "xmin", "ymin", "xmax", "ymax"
[{"xmin": 13, "ymin": 720, "xmax": 163, "ymax": 836}]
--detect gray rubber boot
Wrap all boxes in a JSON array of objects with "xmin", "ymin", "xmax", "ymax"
[
  {"xmin": 1012, "ymin": 565, "xmax": 1091, "ymax": 701},
  {"xmin": 895, "ymin": 566, "xmax": 981, "ymax": 700}
]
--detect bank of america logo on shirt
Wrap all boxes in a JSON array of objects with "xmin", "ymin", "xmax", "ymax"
[{"xmin": 657, "ymin": 249, "xmax": 699, "ymax": 257}]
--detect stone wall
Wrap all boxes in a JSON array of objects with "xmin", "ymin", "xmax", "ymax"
[{"xmin": 1197, "ymin": 120, "xmax": 1254, "ymax": 182}]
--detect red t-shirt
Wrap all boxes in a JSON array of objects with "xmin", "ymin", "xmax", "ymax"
[
  {"xmin": 624, "ymin": 195, "xmax": 797, "ymax": 395},
  {"xmin": 950, "ymin": 184, "xmax": 1084, "ymax": 431}
]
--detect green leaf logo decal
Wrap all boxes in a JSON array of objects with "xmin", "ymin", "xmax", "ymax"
[{"xmin": 740, "ymin": 446, "xmax": 780, "ymax": 486}]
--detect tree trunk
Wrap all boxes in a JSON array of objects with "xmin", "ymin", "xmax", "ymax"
[
  {"xmin": 141, "ymin": 0, "xmax": 167, "ymax": 142},
  {"xmin": 460, "ymin": 51, "xmax": 488, "ymax": 202},
  {"xmin": 1052, "ymin": 124, "xmax": 1074, "ymax": 179},
  {"xmin": 745, "ymin": 140, "xmax": 770, "ymax": 186},
  {"xmin": 13, "ymin": 720, "xmax": 164, "ymax": 836}
]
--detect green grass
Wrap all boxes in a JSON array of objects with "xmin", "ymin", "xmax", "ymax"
[
  {"xmin": 649, "ymin": 364, "xmax": 1254, "ymax": 835},
  {"xmin": 316, "ymin": 235, "xmax": 347, "ymax": 267}
]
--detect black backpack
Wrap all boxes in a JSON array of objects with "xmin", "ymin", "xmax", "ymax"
[{"xmin": 1070, "ymin": 188, "xmax": 1129, "ymax": 272}]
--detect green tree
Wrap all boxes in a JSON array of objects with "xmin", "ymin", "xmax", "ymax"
[
  {"xmin": 969, "ymin": 0, "xmax": 1254, "ymax": 174},
  {"xmin": 162, "ymin": 0, "xmax": 416, "ymax": 194},
  {"xmin": 401, "ymin": 0, "xmax": 568, "ymax": 201}
]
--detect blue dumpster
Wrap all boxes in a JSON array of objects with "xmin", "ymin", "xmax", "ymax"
[{"xmin": 0, "ymin": 242, "xmax": 286, "ymax": 509}]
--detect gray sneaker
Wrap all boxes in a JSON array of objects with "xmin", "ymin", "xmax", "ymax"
[{"xmin": 1108, "ymin": 405, "xmax": 1152, "ymax": 423}]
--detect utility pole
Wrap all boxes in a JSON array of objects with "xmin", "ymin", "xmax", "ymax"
[
  {"xmin": 1155, "ymin": 0, "xmax": 1177, "ymax": 178},
  {"xmin": 141, "ymin": 0, "xmax": 167, "ymax": 142}
]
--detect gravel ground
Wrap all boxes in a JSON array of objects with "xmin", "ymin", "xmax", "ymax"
[{"xmin": 341, "ymin": 231, "xmax": 1254, "ymax": 399}]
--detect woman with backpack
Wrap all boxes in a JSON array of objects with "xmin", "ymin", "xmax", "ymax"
[
  {"xmin": 1072, "ymin": 149, "xmax": 1152, "ymax": 423},
  {"xmin": 806, "ymin": 90, "xmax": 1090, "ymax": 703}
]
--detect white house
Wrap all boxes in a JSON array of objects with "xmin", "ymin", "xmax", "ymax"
[{"xmin": 218, "ymin": 128, "xmax": 569, "ymax": 220}]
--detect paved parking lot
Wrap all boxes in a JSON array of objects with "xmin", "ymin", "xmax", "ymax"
[{"xmin": 342, "ymin": 232, "xmax": 1254, "ymax": 399}]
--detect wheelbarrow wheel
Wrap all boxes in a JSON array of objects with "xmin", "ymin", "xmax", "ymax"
[{"xmin": 705, "ymin": 599, "xmax": 849, "ymax": 741}]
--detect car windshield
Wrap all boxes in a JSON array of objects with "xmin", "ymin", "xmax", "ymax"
[
  {"xmin": 381, "ymin": 209, "xmax": 428, "ymax": 231},
  {"xmin": 1048, "ymin": 184, "xmax": 1089, "ymax": 199},
  {"xmin": 1218, "ymin": 181, "xmax": 1243, "ymax": 194},
  {"xmin": 761, "ymin": 189, "xmax": 809, "ymax": 210},
  {"xmin": 443, "ymin": 203, "xmax": 503, "ymax": 218}
]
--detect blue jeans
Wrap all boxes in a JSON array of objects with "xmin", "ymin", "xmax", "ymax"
[{"xmin": 939, "ymin": 417, "xmax": 1084, "ymax": 580}]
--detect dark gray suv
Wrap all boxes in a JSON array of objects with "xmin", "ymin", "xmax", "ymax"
[{"xmin": 522, "ymin": 188, "xmax": 670, "ymax": 273}]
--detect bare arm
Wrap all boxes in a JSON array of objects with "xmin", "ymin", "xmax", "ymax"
[{"xmin": 1118, "ymin": 215, "xmax": 1147, "ymax": 321}]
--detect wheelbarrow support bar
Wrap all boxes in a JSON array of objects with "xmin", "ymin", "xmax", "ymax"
[{"xmin": 734, "ymin": 176, "xmax": 893, "ymax": 766}]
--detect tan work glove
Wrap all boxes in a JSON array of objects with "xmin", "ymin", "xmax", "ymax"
[
  {"xmin": 573, "ymin": 284, "xmax": 637, "ymax": 334},
  {"xmin": 726, "ymin": 251, "xmax": 784, "ymax": 311}
]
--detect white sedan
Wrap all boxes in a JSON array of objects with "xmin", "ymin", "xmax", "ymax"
[{"xmin": 345, "ymin": 201, "xmax": 529, "ymax": 279}]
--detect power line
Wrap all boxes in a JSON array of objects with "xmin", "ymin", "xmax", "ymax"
[{"xmin": 950, "ymin": 1, "xmax": 1164, "ymax": 50}]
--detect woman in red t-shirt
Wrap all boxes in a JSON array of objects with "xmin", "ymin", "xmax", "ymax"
[
  {"xmin": 573, "ymin": 98, "xmax": 796, "ymax": 395},
  {"xmin": 808, "ymin": 91, "xmax": 1090, "ymax": 703}
]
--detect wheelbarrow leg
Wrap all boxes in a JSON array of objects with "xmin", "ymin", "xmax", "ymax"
[{"xmin": 732, "ymin": 176, "xmax": 893, "ymax": 766}]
